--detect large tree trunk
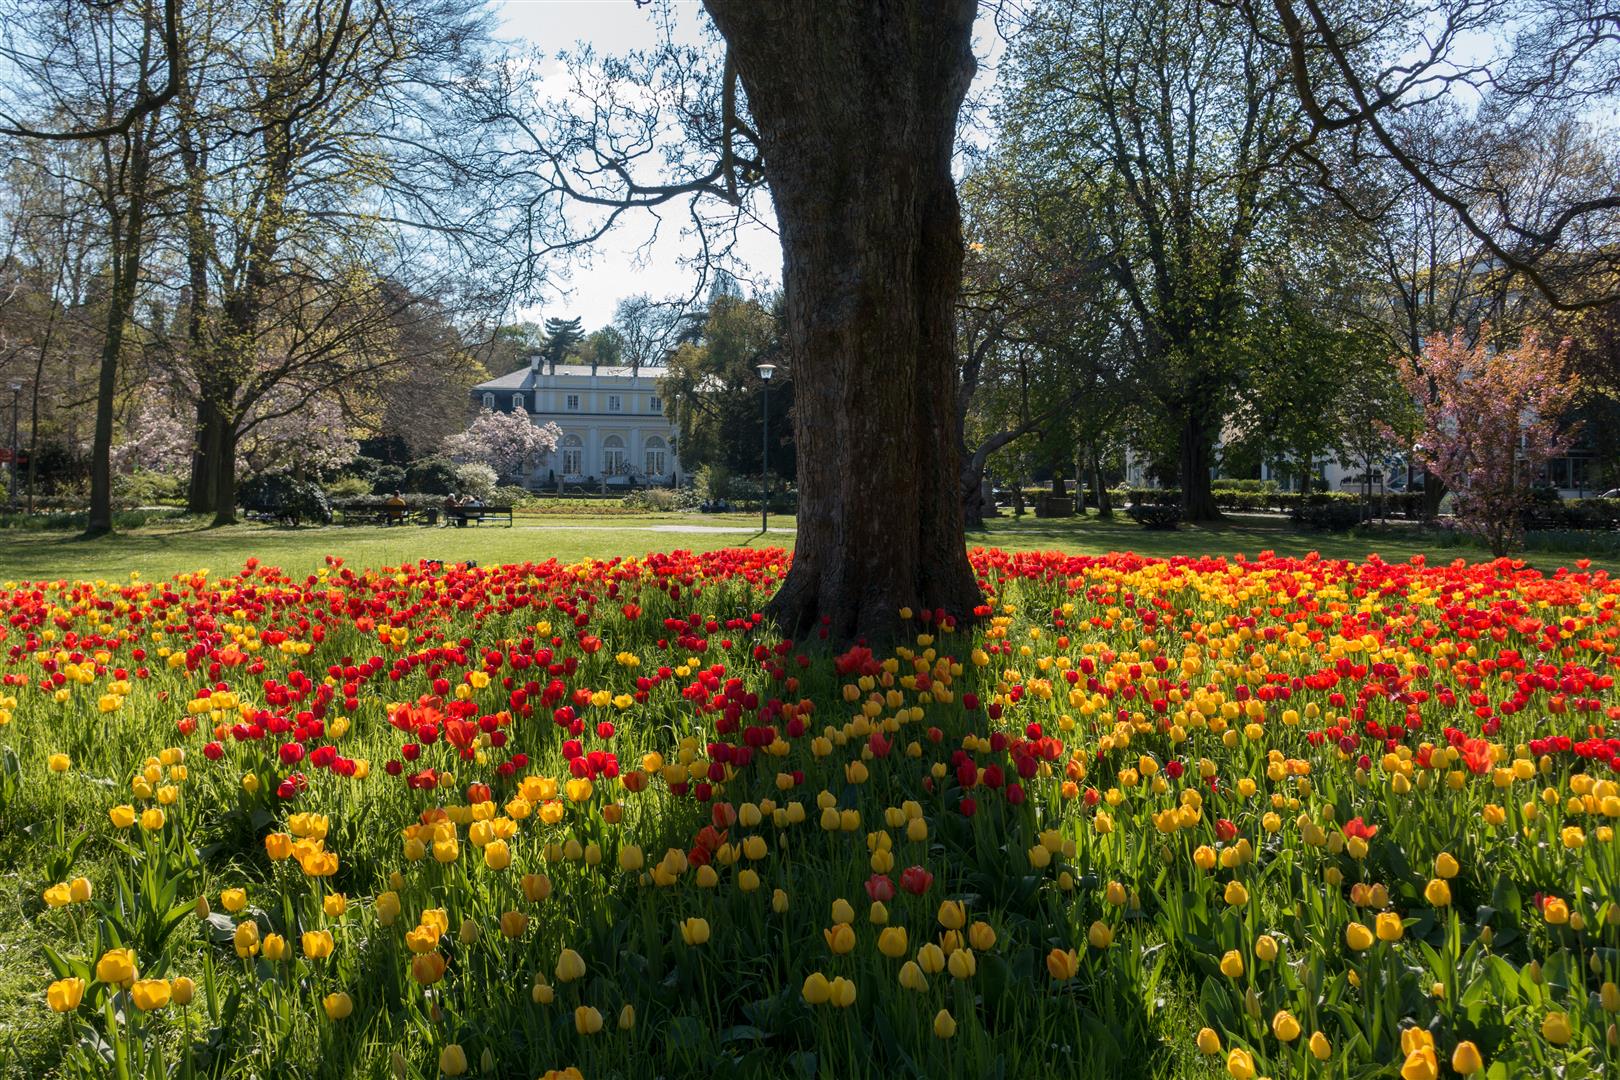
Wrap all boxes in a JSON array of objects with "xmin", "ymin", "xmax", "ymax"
[
  {"xmin": 211, "ymin": 421, "xmax": 239, "ymax": 526},
  {"xmin": 1177, "ymin": 405, "xmax": 1221, "ymax": 522},
  {"xmin": 707, "ymin": 0, "xmax": 983, "ymax": 641}
]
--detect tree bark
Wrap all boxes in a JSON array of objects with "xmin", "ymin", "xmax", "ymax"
[
  {"xmin": 1177, "ymin": 404, "xmax": 1222, "ymax": 522},
  {"xmin": 706, "ymin": 0, "xmax": 983, "ymax": 641}
]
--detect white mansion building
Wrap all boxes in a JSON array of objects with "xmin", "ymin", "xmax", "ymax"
[{"xmin": 471, "ymin": 359, "xmax": 681, "ymax": 489}]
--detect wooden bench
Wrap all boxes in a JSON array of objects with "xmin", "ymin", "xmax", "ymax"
[{"xmin": 442, "ymin": 505, "xmax": 513, "ymax": 527}]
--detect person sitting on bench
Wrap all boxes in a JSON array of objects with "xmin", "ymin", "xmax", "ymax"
[
  {"xmin": 385, "ymin": 490, "xmax": 406, "ymax": 526},
  {"xmin": 443, "ymin": 492, "xmax": 465, "ymax": 527}
]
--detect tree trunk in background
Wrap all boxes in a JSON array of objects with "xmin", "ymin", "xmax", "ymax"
[
  {"xmin": 85, "ymin": 129, "xmax": 152, "ymax": 538},
  {"xmin": 1090, "ymin": 446, "xmax": 1111, "ymax": 519},
  {"xmin": 1177, "ymin": 406, "xmax": 1221, "ymax": 522},
  {"xmin": 706, "ymin": 0, "xmax": 983, "ymax": 641}
]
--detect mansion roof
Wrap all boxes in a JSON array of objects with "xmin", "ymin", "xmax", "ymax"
[{"xmin": 474, "ymin": 364, "xmax": 661, "ymax": 391}]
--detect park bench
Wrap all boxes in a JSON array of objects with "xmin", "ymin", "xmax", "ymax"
[{"xmin": 442, "ymin": 505, "xmax": 513, "ymax": 527}]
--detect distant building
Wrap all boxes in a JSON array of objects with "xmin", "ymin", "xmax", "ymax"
[{"xmin": 470, "ymin": 355, "xmax": 680, "ymax": 490}]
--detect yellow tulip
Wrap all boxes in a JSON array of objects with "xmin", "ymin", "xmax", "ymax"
[
  {"xmin": 823, "ymin": 923, "xmax": 856, "ymax": 954},
  {"xmin": 680, "ymin": 917, "xmax": 710, "ymax": 946},
  {"xmin": 1219, "ymin": 950, "xmax": 1244, "ymax": 978},
  {"xmin": 1223, "ymin": 881, "xmax": 1249, "ymax": 906},
  {"xmin": 1309, "ymin": 1030, "xmax": 1331, "ymax": 1060},
  {"xmin": 130, "ymin": 978, "xmax": 172, "ymax": 1011},
  {"xmin": 1087, "ymin": 921, "xmax": 1113, "ymax": 949},
  {"xmin": 69, "ymin": 878, "xmax": 93, "ymax": 904},
  {"xmin": 221, "ymin": 888, "xmax": 247, "ymax": 913},
  {"xmin": 1376, "ymin": 912, "xmax": 1404, "ymax": 942},
  {"xmin": 46, "ymin": 977, "xmax": 85, "ymax": 1013},
  {"xmin": 1046, "ymin": 947, "xmax": 1079, "ymax": 980},
  {"xmin": 323, "ymin": 991, "xmax": 353, "ymax": 1021},
  {"xmin": 301, "ymin": 930, "xmax": 334, "ymax": 960},
  {"xmin": 898, "ymin": 960, "xmax": 928, "ymax": 992},
  {"xmin": 1450, "ymin": 1041, "xmax": 1483, "ymax": 1075},
  {"xmin": 1424, "ymin": 878, "xmax": 1452, "ymax": 907},
  {"xmin": 877, "ymin": 927, "xmax": 909, "ymax": 959},
  {"xmin": 1400, "ymin": 1047, "xmax": 1438, "ymax": 1080},
  {"xmin": 1541, "ymin": 1011, "xmax": 1572, "ymax": 1046},
  {"xmin": 828, "ymin": 976, "xmax": 856, "ymax": 1008},
  {"xmin": 109, "ymin": 805, "xmax": 136, "ymax": 829},
  {"xmin": 933, "ymin": 1009, "xmax": 957, "ymax": 1039},
  {"xmin": 1345, "ymin": 923, "xmax": 1374, "ymax": 951},
  {"xmin": 1226, "ymin": 1047, "xmax": 1256, "ymax": 1080},
  {"xmin": 947, "ymin": 948, "xmax": 976, "ymax": 979},
  {"xmin": 263, "ymin": 934, "xmax": 288, "ymax": 962},
  {"xmin": 483, "ymin": 840, "xmax": 511, "ymax": 871},
  {"xmin": 555, "ymin": 948, "xmax": 586, "ymax": 983},
  {"xmin": 1434, "ymin": 852, "xmax": 1459, "ymax": 879},
  {"xmin": 937, "ymin": 900, "xmax": 966, "ymax": 929},
  {"xmin": 574, "ymin": 1005, "xmax": 604, "ymax": 1035},
  {"xmin": 1195, "ymin": 1028, "xmax": 1221, "ymax": 1055},
  {"xmin": 618, "ymin": 1003, "xmax": 636, "ymax": 1030},
  {"xmin": 96, "ymin": 948, "xmax": 137, "ymax": 985},
  {"xmin": 1272, "ymin": 1010, "xmax": 1301, "ymax": 1042},
  {"xmin": 801, "ymin": 972, "xmax": 831, "ymax": 1005},
  {"xmin": 439, "ymin": 1045, "xmax": 468, "ymax": 1076}
]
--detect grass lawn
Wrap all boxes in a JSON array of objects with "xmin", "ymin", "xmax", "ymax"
[{"xmin": 1, "ymin": 509, "xmax": 1614, "ymax": 582}]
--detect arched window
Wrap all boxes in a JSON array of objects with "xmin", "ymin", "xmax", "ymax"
[
  {"xmin": 602, "ymin": 434, "xmax": 626, "ymax": 475},
  {"xmin": 512, "ymin": 393, "xmax": 525, "ymax": 412},
  {"xmin": 561, "ymin": 433, "xmax": 583, "ymax": 476},
  {"xmin": 481, "ymin": 392, "xmax": 495, "ymax": 410},
  {"xmin": 644, "ymin": 435, "xmax": 667, "ymax": 477}
]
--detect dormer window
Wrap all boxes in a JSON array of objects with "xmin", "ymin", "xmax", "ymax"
[
  {"xmin": 481, "ymin": 392, "xmax": 495, "ymax": 410},
  {"xmin": 512, "ymin": 393, "xmax": 525, "ymax": 412}
]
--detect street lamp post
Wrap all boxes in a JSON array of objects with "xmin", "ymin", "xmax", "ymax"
[
  {"xmin": 756, "ymin": 361, "xmax": 776, "ymax": 533},
  {"xmin": 7, "ymin": 382, "xmax": 20, "ymax": 513}
]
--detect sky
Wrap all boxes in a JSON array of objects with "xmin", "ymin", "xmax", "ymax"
[
  {"xmin": 496, "ymin": 1, "xmax": 782, "ymax": 331},
  {"xmin": 495, "ymin": 0, "xmax": 1006, "ymax": 332}
]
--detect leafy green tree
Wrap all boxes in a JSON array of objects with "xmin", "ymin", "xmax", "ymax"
[
  {"xmin": 541, "ymin": 316, "xmax": 585, "ymax": 370},
  {"xmin": 660, "ymin": 295, "xmax": 793, "ymax": 483},
  {"xmin": 1000, "ymin": 0, "xmax": 1308, "ymax": 520}
]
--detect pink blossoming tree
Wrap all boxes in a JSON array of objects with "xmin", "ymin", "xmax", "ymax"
[
  {"xmin": 1398, "ymin": 329, "xmax": 1580, "ymax": 556},
  {"xmin": 443, "ymin": 409, "xmax": 561, "ymax": 483}
]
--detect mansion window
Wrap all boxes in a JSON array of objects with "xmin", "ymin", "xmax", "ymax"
[
  {"xmin": 565, "ymin": 393, "xmax": 580, "ymax": 411},
  {"xmin": 650, "ymin": 395, "xmax": 662, "ymax": 413},
  {"xmin": 607, "ymin": 394, "xmax": 622, "ymax": 413},
  {"xmin": 481, "ymin": 393, "xmax": 495, "ymax": 409},
  {"xmin": 645, "ymin": 436, "xmax": 668, "ymax": 476},
  {"xmin": 560, "ymin": 435, "xmax": 583, "ymax": 475},
  {"xmin": 512, "ymin": 393, "xmax": 525, "ymax": 412},
  {"xmin": 603, "ymin": 435, "xmax": 626, "ymax": 474}
]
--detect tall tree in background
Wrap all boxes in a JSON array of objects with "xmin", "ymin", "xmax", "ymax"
[
  {"xmin": 541, "ymin": 316, "xmax": 585, "ymax": 369},
  {"xmin": 0, "ymin": 0, "xmax": 177, "ymax": 535},
  {"xmin": 660, "ymin": 294, "xmax": 792, "ymax": 482},
  {"xmin": 1001, "ymin": 0, "xmax": 1306, "ymax": 521}
]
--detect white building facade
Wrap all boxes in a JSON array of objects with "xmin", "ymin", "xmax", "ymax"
[{"xmin": 470, "ymin": 360, "xmax": 681, "ymax": 490}]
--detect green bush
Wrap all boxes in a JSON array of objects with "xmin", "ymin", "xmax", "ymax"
[
  {"xmin": 370, "ymin": 463, "xmax": 407, "ymax": 495},
  {"xmin": 113, "ymin": 469, "xmax": 185, "ymax": 507},
  {"xmin": 326, "ymin": 475, "xmax": 373, "ymax": 501},
  {"xmin": 623, "ymin": 487, "xmax": 682, "ymax": 511},
  {"xmin": 403, "ymin": 457, "xmax": 460, "ymax": 495},
  {"xmin": 238, "ymin": 473, "xmax": 332, "ymax": 525}
]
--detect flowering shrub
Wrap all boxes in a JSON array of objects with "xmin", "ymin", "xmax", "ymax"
[
  {"xmin": 1399, "ymin": 330, "xmax": 1581, "ymax": 555},
  {"xmin": 2, "ymin": 546, "xmax": 1619, "ymax": 1077}
]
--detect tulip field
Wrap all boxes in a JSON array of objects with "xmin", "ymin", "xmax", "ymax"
[{"xmin": 3, "ymin": 546, "xmax": 1619, "ymax": 1079}]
